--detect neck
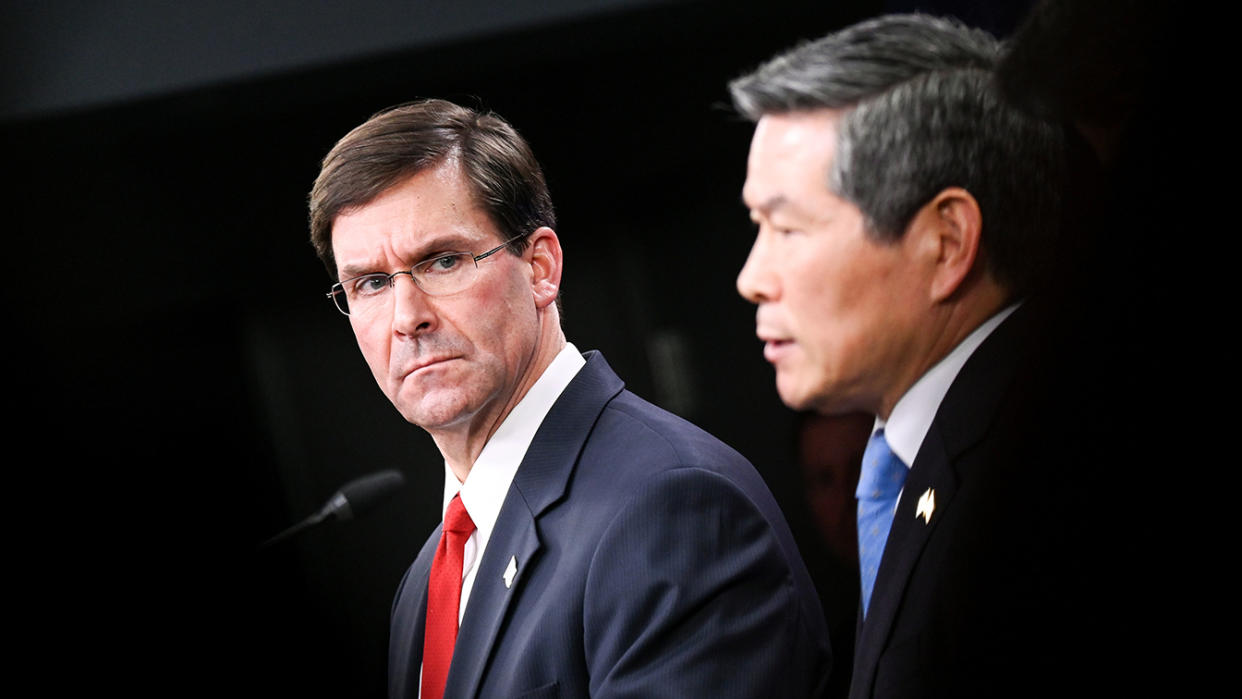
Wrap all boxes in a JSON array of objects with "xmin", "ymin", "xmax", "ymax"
[
  {"xmin": 434, "ymin": 318, "xmax": 566, "ymax": 483},
  {"xmin": 876, "ymin": 287, "xmax": 1009, "ymax": 420}
]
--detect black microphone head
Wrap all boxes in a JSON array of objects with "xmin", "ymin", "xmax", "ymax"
[
  {"xmin": 332, "ymin": 469, "xmax": 406, "ymax": 521},
  {"xmin": 262, "ymin": 469, "xmax": 408, "ymax": 550}
]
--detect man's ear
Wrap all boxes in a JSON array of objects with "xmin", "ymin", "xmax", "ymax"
[
  {"xmin": 911, "ymin": 187, "xmax": 984, "ymax": 302},
  {"xmin": 527, "ymin": 226, "xmax": 562, "ymax": 309}
]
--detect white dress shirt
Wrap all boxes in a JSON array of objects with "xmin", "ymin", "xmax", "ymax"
[
  {"xmin": 440, "ymin": 342, "xmax": 585, "ymax": 623},
  {"xmin": 874, "ymin": 304, "xmax": 1020, "ymax": 503}
]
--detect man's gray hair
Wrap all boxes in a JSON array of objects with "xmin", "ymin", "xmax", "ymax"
[{"xmin": 729, "ymin": 14, "xmax": 1063, "ymax": 294}]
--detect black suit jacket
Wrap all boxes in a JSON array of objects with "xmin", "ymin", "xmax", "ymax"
[
  {"xmin": 389, "ymin": 351, "xmax": 831, "ymax": 699},
  {"xmin": 848, "ymin": 304, "xmax": 1138, "ymax": 698}
]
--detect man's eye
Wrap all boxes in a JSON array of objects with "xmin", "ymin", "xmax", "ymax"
[
  {"xmin": 351, "ymin": 275, "xmax": 390, "ymax": 296},
  {"xmin": 422, "ymin": 254, "xmax": 465, "ymax": 274}
]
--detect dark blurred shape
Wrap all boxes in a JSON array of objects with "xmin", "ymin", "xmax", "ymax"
[
  {"xmin": 797, "ymin": 411, "xmax": 873, "ymax": 566},
  {"xmin": 794, "ymin": 411, "xmax": 871, "ymax": 699},
  {"xmin": 998, "ymin": 0, "xmax": 1169, "ymax": 164},
  {"xmin": 997, "ymin": 1, "xmax": 1191, "ymax": 693}
]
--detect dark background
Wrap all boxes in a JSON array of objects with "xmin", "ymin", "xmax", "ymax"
[{"xmin": 5, "ymin": 1, "xmax": 1036, "ymax": 696}]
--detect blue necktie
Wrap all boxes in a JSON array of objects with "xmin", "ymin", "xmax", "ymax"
[{"xmin": 856, "ymin": 429, "xmax": 907, "ymax": 617}]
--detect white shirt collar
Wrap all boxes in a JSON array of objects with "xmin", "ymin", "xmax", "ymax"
[
  {"xmin": 440, "ymin": 342, "xmax": 585, "ymax": 548},
  {"xmin": 877, "ymin": 304, "xmax": 1020, "ymax": 467}
]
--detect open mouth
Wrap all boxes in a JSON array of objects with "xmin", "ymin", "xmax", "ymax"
[{"xmin": 763, "ymin": 339, "xmax": 793, "ymax": 362}]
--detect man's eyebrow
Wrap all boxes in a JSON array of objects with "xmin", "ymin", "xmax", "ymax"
[
  {"xmin": 743, "ymin": 193, "xmax": 788, "ymax": 216},
  {"xmin": 336, "ymin": 233, "xmax": 482, "ymax": 280},
  {"xmin": 408, "ymin": 234, "xmax": 475, "ymax": 259},
  {"xmin": 337, "ymin": 261, "xmax": 379, "ymax": 280},
  {"xmin": 740, "ymin": 193, "xmax": 789, "ymax": 220}
]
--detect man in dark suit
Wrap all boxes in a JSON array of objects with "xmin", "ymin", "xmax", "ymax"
[
  {"xmin": 308, "ymin": 99, "xmax": 830, "ymax": 699},
  {"xmin": 729, "ymin": 14, "xmax": 1123, "ymax": 698}
]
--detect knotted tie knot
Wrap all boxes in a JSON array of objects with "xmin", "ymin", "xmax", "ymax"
[
  {"xmin": 443, "ymin": 495, "xmax": 475, "ymax": 536},
  {"xmin": 855, "ymin": 430, "xmax": 907, "ymax": 503}
]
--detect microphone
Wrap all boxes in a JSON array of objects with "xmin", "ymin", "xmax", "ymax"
[{"xmin": 259, "ymin": 469, "xmax": 406, "ymax": 550}]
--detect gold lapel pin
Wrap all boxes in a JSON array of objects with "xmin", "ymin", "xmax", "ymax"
[
  {"xmin": 503, "ymin": 555, "xmax": 518, "ymax": 589},
  {"xmin": 915, "ymin": 488, "xmax": 936, "ymax": 524}
]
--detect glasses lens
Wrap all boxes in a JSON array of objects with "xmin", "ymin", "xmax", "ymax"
[
  {"xmin": 329, "ymin": 286, "xmax": 351, "ymax": 315},
  {"xmin": 344, "ymin": 274, "xmax": 394, "ymax": 316},
  {"xmin": 414, "ymin": 253, "xmax": 478, "ymax": 296}
]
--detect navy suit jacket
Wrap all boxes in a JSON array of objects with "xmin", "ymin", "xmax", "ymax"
[
  {"xmin": 848, "ymin": 304, "xmax": 1137, "ymax": 698},
  {"xmin": 390, "ymin": 351, "xmax": 831, "ymax": 699}
]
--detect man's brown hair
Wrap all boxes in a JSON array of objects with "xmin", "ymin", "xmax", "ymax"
[{"xmin": 309, "ymin": 99, "xmax": 556, "ymax": 275}]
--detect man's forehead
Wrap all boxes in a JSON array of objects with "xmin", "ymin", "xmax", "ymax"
[
  {"xmin": 329, "ymin": 165, "xmax": 499, "ymax": 275},
  {"xmin": 743, "ymin": 109, "xmax": 842, "ymax": 211},
  {"xmin": 344, "ymin": 160, "xmax": 468, "ymax": 215},
  {"xmin": 752, "ymin": 109, "xmax": 842, "ymax": 155}
]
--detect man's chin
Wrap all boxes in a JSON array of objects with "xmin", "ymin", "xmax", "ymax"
[
  {"xmin": 775, "ymin": 377, "xmax": 815, "ymax": 412},
  {"xmin": 775, "ymin": 375, "xmax": 859, "ymax": 416},
  {"xmin": 394, "ymin": 391, "xmax": 474, "ymax": 431}
]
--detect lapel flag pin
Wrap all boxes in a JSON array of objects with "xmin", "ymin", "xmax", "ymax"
[
  {"xmin": 503, "ymin": 555, "xmax": 518, "ymax": 589},
  {"xmin": 915, "ymin": 488, "xmax": 935, "ymax": 524}
]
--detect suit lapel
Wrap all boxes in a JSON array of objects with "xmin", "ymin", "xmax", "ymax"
[
  {"xmin": 850, "ymin": 423, "xmax": 958, "ymax": 697},
  {"xmin": 441, "ymin": 351, "xmax": 625, "ymax": 698},
  {"xmin": 445, "ymin": 504, "xmax": 542, "ymax": 699},
  {"xmin": 850, "ymin": 308, "xmax": 1032, "ymax": 698},
  {"xmin": 406, "ymin": 536, "xmax": 436, "ymax": 644},
  {"xmin": 389, "ymin": 528, "xmax": 439, "ymax": 698}
]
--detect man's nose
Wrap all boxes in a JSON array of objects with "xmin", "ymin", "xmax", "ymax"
[
  {"xmin": 390, "ymin": 273, "xmax": 436, "ymax": 336},
  {"xmin": 736, "ymin": 233, "xmax": 778, "ymax": 304}
]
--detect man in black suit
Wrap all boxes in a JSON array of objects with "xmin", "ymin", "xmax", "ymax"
[
  {"xmin": 729, "ymin": 14, "xmax": 1123, "ymax": 697},
  {"xmin": 308, "ymin": 99, "xmax": 830, "ymax": 698}
]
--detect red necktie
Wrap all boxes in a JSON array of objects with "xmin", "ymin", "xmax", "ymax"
[{"xmin": 421, "ymin": 494, "xmax": 476, "ymax": 699}]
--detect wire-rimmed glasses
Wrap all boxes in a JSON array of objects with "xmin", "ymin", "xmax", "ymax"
[{"xmin": 327, "ymin": 235, "xmax": 521, "ymax": 316}]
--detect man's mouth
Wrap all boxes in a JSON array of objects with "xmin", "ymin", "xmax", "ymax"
[
  {"xmin": 759, "ymin": 336, "xmax": 794, "ymax": 363},
  {"xmin": 407, "ymin": 356, "xmax": 458, "ymax": 376}
]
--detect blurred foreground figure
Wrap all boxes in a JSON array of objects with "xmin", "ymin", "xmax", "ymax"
[{"xmin": 997, "ymin": 1, "xmax": 1185, "ymax": 694}]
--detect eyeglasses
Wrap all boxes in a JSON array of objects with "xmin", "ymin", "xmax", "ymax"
[{"xmin": 327, "ymin": 235, "xmax": 521, "ymax": 316}]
